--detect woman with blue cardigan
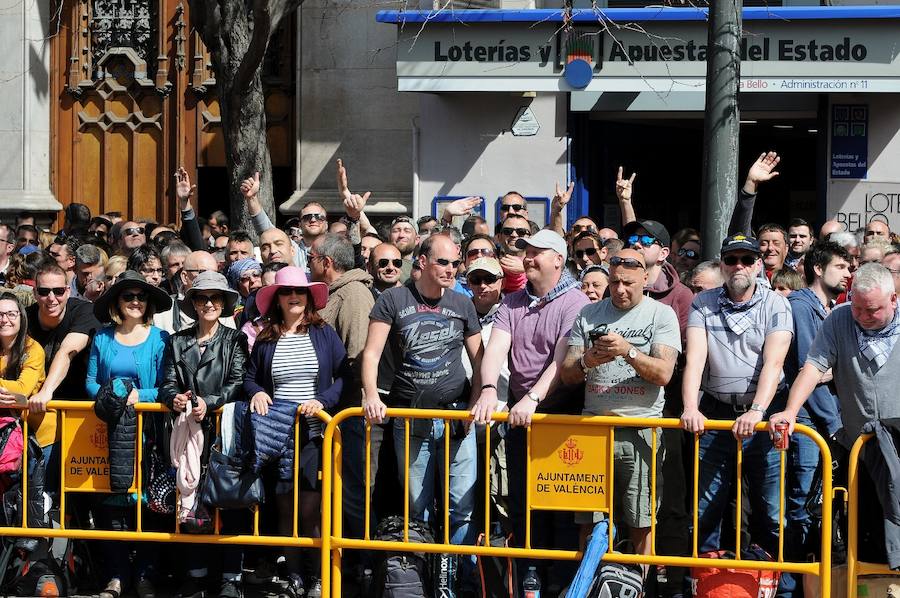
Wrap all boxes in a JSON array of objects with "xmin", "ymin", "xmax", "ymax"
[
  {"xmin": 244, "ymin": 266, "xmax": 348, "ymax": 598},
  {"xmin": 87, "ymin": 270, "xmax": 171, "ymax": 598}
]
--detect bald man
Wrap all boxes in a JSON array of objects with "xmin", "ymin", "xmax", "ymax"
[
  {"xmin": 153, "ymin": 250, "xmax": 235, "ymax": 333},
  {"xmin": 864, "ymin": 219, "xmax": 891, "ymax": 243},
  {"xmin": 819, "ymin": 220, "xmax": 843, "ymax": 241},
  {"xmin": 259, "ymin": 227, "xmax": 298, "ymax": 266}
]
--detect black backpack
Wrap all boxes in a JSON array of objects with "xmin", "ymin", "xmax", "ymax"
[
  {"xmin": 587, "ymin": 562, "xmax": 644, "ymax": 598},
  {"xmin": 476, "ymin": 531, "xmax": 519, "ymax": 598},
  {"xmin": 372, "ymin": 515, "xmax": 434, "ymax": 598}
]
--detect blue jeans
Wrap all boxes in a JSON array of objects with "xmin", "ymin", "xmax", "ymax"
[
  {"xmin": 696, "ymin": 400, "xmax": 782, "ymax": 559},
  {"xmin": 393, "ymin": 416, "xmax": 477, "ymax": 580}
]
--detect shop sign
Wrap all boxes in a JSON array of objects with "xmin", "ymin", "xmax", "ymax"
[
  {"xmin": 395, "ymin": 21, "xmax": 900, "ymax": 93},
  {"xmin": 831, "ymin": 105, "xmax": 868, "ymax": 179},
  {"xmin": 62, "ymin": 411, "xmax": 123, "ymax": 492},
  {"xmin": 529, "ymin": 422, "xmax": 609, "ymax": 511},
  {"xmin": 828, "ymin": 180, "xmax": 900, "ymax": 233}
]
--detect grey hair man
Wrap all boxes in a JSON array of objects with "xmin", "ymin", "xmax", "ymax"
[
  {"xmin": 74, "ymin": 244, "xmax": 107, "ymax": 302},
  {"xmin": 160, "ymin": 240, "xmax": 191, "ymax": 296},
  {"xmin": 689, "ymin": 260, "xmax": 724, "ymax": 294}
]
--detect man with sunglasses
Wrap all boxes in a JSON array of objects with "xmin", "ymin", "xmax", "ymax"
[
  {"xmin": 118, "ymin": 220, "xmax": 147, "ymax": 255},
  {"xmin": 496, "ymin": 214, "xmax": 531, "ymax": 293},
  {"xmin": 572, "ymin": 231, "xmax": 606, "ymax": 273},
  {"xmin": 499, "ymin": 191, "xmax": 529, "ymax": 221},
  {"xmin": 681, "ymin": 234, "xmax": 794, "ymax": 576},
  {"xmin": 362, "ymin": 234, "xmax": 484, "ymax": 589},
  {"xmin": 368, "ymin": 243, "xmax": 403, "ymax": 298},
  {"xmin": 561, "ymin": 248, "xmax": 680, "ymax": 566}
]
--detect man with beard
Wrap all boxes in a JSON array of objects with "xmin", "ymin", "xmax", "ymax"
[
  {"xmin": 680, "ymin": 234, "xmax": 793, "ymax": 586},
  {"xmin": 776, "ymin": 241, "xmax": 852, "ymax": 595},
  {"xmin": 388, "ymin": 216, "xmax": 418, "ymax": 282}
]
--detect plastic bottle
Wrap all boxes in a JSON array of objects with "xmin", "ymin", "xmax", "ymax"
[{"xmin": 523, "ymin": 566, "xmax": 541, "ymax": 598}]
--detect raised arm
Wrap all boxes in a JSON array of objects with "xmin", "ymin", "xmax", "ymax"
[
  {"xmin": 175, "ymin": 167, "xmax": 205, "ymax": 250},
  {"xmin": 729, "ymin": 151, "xmax": 780, "ymax": 236},
  {"xmin": 548, "ymin": 181, "xmax": 574, "ymax": 235},
  {"xmin": 616, "ymin": 167, "xmax": 637, "ymax": 226}
]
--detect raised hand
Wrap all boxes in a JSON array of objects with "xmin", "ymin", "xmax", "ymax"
[
  {"xmin": 444, "ymin": 196, "xmax": 482, "ymax": 219},
  {"xmin": 615, "ymin": 166, "xmax": 637, "ymax": 202},
  {"xmin": 744, "ymin": 151, "xmax": 780, "ymax": 194},
  {"xmin": 337, "ymin": 158, "xmax": 351, "ymax": 201},
  {"xmin": 240, "ymin": 171, "xmax": 261, "ymax": 200},
  {"xmin": 551, "ymin": 181, "xmax": 575, "ymax": 212},
  {"xmin": 174, "ymin": 167, "xmax": 196, "ymax": 209},
  {"xmin": 344, "ymin": 191, "xmax": 371, "ymax": 221}
]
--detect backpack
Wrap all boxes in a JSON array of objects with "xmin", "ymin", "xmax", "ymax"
[
  {"xmin": 0, "ymin": 416, "xmax": 24, "ymax": 478},
  {"xmin": 372, "ymin": 515, "xmax": 434, "ymax": 598},
  {"xmin": 476, "ymin": 531, "xmax": 518, "ymax": 598},
  {"xmin": 586, "ymin": 562, "xmax": 644, "ymax": 598},
  {"xmin": 0, "ymin": 541, "xmax": 68, "ymax": 597},
  {"xmin": 691, "ymin": 545, "xmax": 780, "ymax": 598}
]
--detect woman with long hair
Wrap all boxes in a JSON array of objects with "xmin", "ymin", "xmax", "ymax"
[
  {"xmin": 244, "ymin": 266, "xmax": 348, "ymax": 598},
  {"xmin": 86, "ymin": 271, "xmax": 171, "ymax": 598}
]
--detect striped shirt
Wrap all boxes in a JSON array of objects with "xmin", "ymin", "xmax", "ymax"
[{"xmin": 272, "ymin": 333, "xmax": 321, "ymax": 436}]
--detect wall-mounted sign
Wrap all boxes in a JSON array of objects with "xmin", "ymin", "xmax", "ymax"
[
  {"xmin": 828, "ymin": 180, "xmax": 900, "ymax": 232},
  {"xmin": 511, "ymin": 106, "xmax": 540, "ymax": 136},
  {"xmin": 830, "ymin": 104, "xmax": 868, "ymax": 179}
]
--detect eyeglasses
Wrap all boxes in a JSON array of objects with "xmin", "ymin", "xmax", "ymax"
[
  {"xmin": 500, "ymin": 204, "xmax": 526, "ymax": 213},
  {"xmin": 0, "ymin": 310, "xmax": 20, "ymax": 321},
  {"xmin": 300, "ymin": 213, "xmax": 327, "ymax": 224},
  {"xmin": 468, "ymin": 273, "xmax": 500, "ymax": 286},
  {"xmin": 140, "ymin": 267, "xmax": 165, "ymax": 276},
  {"xmin": 123, "ymin": 227, "xmax": 145, "ymax": 237},
  {"xmin": 466, "ymin": 248, "xmax": 495, "ymax": 260},
  {"xmin": 502, "ymin": 227, "xmax": 530, "ymax": 237},
  {"xmin": 377, "ymin": 258, "xmax": 403, "ymax": 269},
  {"xmin": 277, "ymin": 287, "xmax": 308, "ymax": 296},
  {"xmin": 575, "ymin": 247, "xmax": 600, "ymax": 259},
  {"xmin": 609, "ymin": 256, "xmax": 645, "ymax": 269},
  {"xmin": 573, "ymin": 224, "xmax": 597, "ymax": 233},
  {"xmin": 432, "ymin": 258, "xmax": 462, "ymax": 269},
  {"xmin": 722, "ymin": 254, "xmax": 758, "ymax": 266},
  {"xmin": 677, "ymin": 248, "xmax": 700, "ymax": 260},
  {"xmin": 120, "ymin": 291, "xmax": 149, "ymax": 303},
  {"xmin": 192, "ymin": 293, "xmax": 223, "ymax": 305},
  {"xmin": 18, "ymin": 238, "xmax": 38, "ymax": 246},
  {"xmin": 627, "ymin": 234, "xmax": 659, "ymax": 247},
  {"xmin": 36, "ymin": 286, "xmax": 67, "ymax": 297}
]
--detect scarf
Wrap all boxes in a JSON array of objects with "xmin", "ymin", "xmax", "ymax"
[
  {"xmin": 717, "ymin": 284, "xmax": 764, "ymax": 336},
  {"xmin": 856, "ymin": 308, "xmax": 900, "ymax": 371},
  {"xmin": 525, "ymin": 270, "xmax": 580, "ymax": 309}
]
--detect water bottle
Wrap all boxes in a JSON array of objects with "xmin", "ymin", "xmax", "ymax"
[{"xmin": 523, "ymin": 566, "xmax": 541, "ymax": 598}]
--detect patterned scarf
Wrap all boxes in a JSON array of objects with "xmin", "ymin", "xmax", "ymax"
[
  {"xmin": 526, "ymin": 270, "xmax": 580, "ymax": 309},
  {"xmin": 717, "ymin": 284, "xmax": 764, "ymax": 336},
  {"xmin": 856, "ymin": 308, "xmax": 900, "ymax": 370}
]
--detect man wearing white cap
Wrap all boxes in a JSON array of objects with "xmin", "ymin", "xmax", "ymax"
[{"xmin": 471, "ymin": 228, "xmax": 589, "ymax": 585}]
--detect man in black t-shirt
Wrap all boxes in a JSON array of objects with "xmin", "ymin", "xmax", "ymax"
[{"xmin": 361, "ymin": 234, "xmax": 483, "ymax": 587}]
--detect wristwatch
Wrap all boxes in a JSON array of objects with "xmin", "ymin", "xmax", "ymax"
[
  {"xmin": 526, "ymin": 391, "xmax": 541, "ymax": 404},
  {"xmin": 749, "ymin": 403, "xmax": 765, "ymax": 414},
  {"xmin": 626, "ymin": 347, "xmax": 638, "ymax": 360}
]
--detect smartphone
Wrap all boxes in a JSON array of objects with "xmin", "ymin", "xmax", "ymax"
[{"xmin": 588, "ymin": 324, "xmax": 608, "ymax": 344}]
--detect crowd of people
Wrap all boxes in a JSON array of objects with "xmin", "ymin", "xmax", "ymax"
[{"xmin": 0, "ymin": 152, "xmax": 898, "ymax": 598}]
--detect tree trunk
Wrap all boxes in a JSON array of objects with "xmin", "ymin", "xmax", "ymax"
[{"xmin": 701, "ymin": 0, "xmax": 742, "ymax": 259}]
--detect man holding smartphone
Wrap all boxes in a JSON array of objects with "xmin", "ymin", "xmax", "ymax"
[{"xmin": 560, "ymin": 248, "xmax": 681, "ymax": 563}]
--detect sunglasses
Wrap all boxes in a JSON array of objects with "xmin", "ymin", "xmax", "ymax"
[
  {"xmin": 377, "ymin": 258, "xmax": 403, "ymax": 269},
  {"xmin": 573, "ymin": 224, "xmax": 597, "ymax": 233},
  {"xmin": 627, "ymin": 234, "xmax": 659, "ymax": 247},
  {"xmin": 300, "ymin": 213, "xmax": 327, "ymax": 224},
  {"xmin": 192, "ymin": 293, "xmax": 223, "ymax": 305},
  {"xmin": 120, "ymin": 291, "xmax": 149, "ymax": 303},
  {"xmin": 502, "ymin": 227, "xmax": 530, "ymax": 237},
  {"xmin": 575, "ymin": 247, "xmax": 600, "ymax": 259},
  {"xmin": 433, "ymin": 258, "xmax": 462, "ymax": 269},
  {"xmin": 36, "ymin": 286, "xmax": 67, "ymax": 297},
  {"xmin": 18, "ymin": 238, "xmax": 38, "ymax": 246},
  {"xmin": 677, "ymin": 248, "xmax": 700, "ymax": 260},
  {"xmin": 140, "ymin": 267, "xmax": 165, "ymax": 276},
  {"xmin": 722, "ymin": 254, "xmax": 758, "ymax": 266},
  {"xmin": 466, "ymin": 248, "xmax": 496, "ymax": 259},
  {"xmin": 153, "ymin": 233, "xmax": 177, "ymax": 245},
  {"xmin": 287, "ymin": 227, "xmax": 302, "ymax": 238},
  {"xmin": 124, "ymin": 227, "xmax": 145, "ymax": 237},
  {"xmin": 277, "ymin": 287, "xmax": 308, "ymax": 296},
  {"xmin": 609, "ymin": 256, "xmax": 645, "ymax": 269},
  {"xmin": 500, "ymin": 204, "xmax": 526, "ymax": 212},
  {"xmin": 91, "ymin": 229, "xmax": 108, "ymax": 239},
  {"xmin": 468, "ymin": 274, "xmax": 500, "ymax": 286}
]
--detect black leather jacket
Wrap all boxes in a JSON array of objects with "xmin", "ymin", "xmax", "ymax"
[{"xmin": 158, "ymin": 325, "xmax": 250, "ymax": 418}]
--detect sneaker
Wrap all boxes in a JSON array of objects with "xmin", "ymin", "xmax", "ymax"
[
  {"xmin": 306, "ymin": 577, "xmax": 322, "ymax": 598},
  {"xmin": 218, "ymin": 579, "xmax": 243, "ymax": 598},
  {"xmin": 280, "ymin": 573, "xmax": 305, "ymax": 598},
  {"xmin": 135, "ymin": 577, "xmax": 156, "ymax": 598},
  {"xmin": 98, "ymin": 579, "xmax": 122, "ymax": 598},
  {"xmin": 176, "ymin": 576, "xmax": 206, "ymax": 598},
  {"xmin": 244, "ymin": 560, "xmax": 277, "ymax": 585}
]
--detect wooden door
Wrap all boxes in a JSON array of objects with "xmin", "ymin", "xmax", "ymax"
[{"xmin": 50, "ymin": 0, "xmax": 295, "ymax": 229}]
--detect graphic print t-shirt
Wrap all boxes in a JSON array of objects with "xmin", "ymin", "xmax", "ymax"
[
  {"xmin": 370, "ymin": 283, "xmax": 481, "ymax": 408},
  {"xmin": 569, "ymin": 297, "xmax": 681, "ymax": 418}
]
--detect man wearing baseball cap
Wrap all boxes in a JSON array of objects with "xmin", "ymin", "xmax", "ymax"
[
  {"xmin": 471, "ymin": 228, "xmax": 589, "ymax": 586},
  {"xmin": 681, "ymin": 233, "xmax": 794, "ymax": 582}
]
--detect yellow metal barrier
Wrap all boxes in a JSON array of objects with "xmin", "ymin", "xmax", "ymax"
[
  {"xmin": 846, "ymin": 433, "xmax": 897, "ymax": 598},
  {"xmin": 0, "ymin": 400, "xmax": 330, "ymax": 549},
  {"xmin": 320, "ymin": 408, "xmax": 834, "ymax": 598}
]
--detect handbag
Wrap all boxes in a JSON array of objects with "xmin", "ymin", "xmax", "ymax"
[
  {"xmin": 146, "ymin": 444, "xmax": 176, "ymax": 514},
  {"xmin": 198, "ymin": 442, "xmax": 264, "ymax": 510}
]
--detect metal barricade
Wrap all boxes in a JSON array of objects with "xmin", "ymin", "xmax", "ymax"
[
  {"xmin": 0, "ymin": 400, "xmax": 330, "ymax": 550},
  {"xmin": 320, "ymin": 408, "xmax": 834, "ymax": 598},
  {"xmin": 846, "ymin": 433, "xmax": 896, "ymax": 598}
]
